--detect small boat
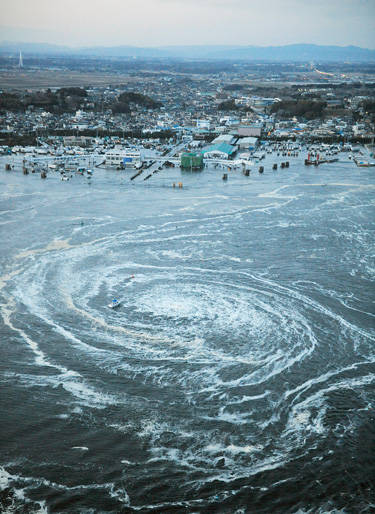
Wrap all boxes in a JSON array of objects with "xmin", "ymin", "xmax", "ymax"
[{"xmin": 108, "ymin": 298, "xmax": 121, "ymax": 309}]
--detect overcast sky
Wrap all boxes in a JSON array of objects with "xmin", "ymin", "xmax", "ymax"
[{"xmin": 1, "ymin": 0, "xmax": 375, "ymax": 48}]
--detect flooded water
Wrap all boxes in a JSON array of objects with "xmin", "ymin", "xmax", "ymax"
[{"xmin": 0, "ymin": 153, "xmax": 374, "ymax": 513}]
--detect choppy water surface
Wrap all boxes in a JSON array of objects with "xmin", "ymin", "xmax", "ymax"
[{"xmin": 0, "ymin": 154, "xmax": 374, "ymax": 513}]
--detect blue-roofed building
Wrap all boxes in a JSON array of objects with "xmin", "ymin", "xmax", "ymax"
[{"xmin": 202, "ymin": 143, "xmax": 237, "ymax": 160}]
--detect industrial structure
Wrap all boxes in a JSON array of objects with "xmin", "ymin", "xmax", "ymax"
[{"xmin": 180, "ymin": 152, "xmax": 204, "ymax": 169}]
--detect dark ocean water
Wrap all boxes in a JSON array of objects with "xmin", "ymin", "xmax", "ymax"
[{"xmin": 0, "ymin": 152, "xmax": 374, "ymax": 513}]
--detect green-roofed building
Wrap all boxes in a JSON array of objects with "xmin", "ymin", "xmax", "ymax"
[
  {"xmin": 180, "ymin": 152, "xmax": 204, "ymax": 169},
  {"xmin": 202, "ymin": 142, "xmax": 237, "ymax": 160}
]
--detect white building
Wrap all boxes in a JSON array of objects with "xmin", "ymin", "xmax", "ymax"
[
  {"xmin": 105, "ymin": 149, "xmax": 142, "ymax": 167},
  {"xmin": 219, "ymin": 116, "xmax": 240, "ymax": 126},
  {"xmin": 237, "ymin": 126, "xmax": 262, "ymax": 137},
  {"xmin": 189, "ymin": 140, "xmax": 203, "ymax": 148},
  {"xmin": 238, "ymin": 136, "xmax": 258, "ymax": 150},
  {"xmin": 211, "ymin": 134, "xmax": 237, "ymax": 145},
  {"xmin": 196, "ymin": 119, "xmax": 211, "ymax": 130}
]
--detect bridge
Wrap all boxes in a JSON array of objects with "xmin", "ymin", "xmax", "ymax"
[{"xmin": 23, "ymin": 153, "xmax": 103, "ymax": 167}]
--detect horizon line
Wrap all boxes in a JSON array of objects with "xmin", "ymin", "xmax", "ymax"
[{"xmin": 0, "ymin": 41, "xmax": 375, "ymax": 51}]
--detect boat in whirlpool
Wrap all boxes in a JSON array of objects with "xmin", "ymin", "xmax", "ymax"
[{"xmin": 108, "ymin": 298, "xmax": 121, "ymax": 309}]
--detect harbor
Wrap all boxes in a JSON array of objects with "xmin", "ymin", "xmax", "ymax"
[{"xmin": 3, "ymin": 140, "xmax": 373, "ymax": 187}]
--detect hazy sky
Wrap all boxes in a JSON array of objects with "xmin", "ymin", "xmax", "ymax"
[{"xmin": 1, "ymin": 0, "xmax": 375, "ymax": 48}]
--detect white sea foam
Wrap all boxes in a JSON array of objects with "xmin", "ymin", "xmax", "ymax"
[
  {"xmin": 0, "ymin": 467, "xmax": 11, "ymax": 489},
  {"xmin": 204, "ymin": 443, "xmax": 262, "ymax": 455},
  {"xmin": 15, "ymin": 238, "xmax": 73, "ymax": 259},
  {"xmin": 1, "ymin": 296, "xmax": 67, "ymax": 371},
  {"xmin": 0, "ymin": 467, "xmax": 48, "ymax": 513}
]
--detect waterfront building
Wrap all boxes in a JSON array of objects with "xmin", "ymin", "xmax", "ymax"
[
  {"xmin": 203, "ymin": 143, "xmax": 237, "ymax": 159},
  {"xmin": 211, "ymin": 134, "xmax": 238, "ymax": 145},
  {"xmin": 180, "ymin": 152, "xmax": 204, "ymax": 169},
  {"xmin": 105, "ymin": 149, "xmax": 142, "ymax": 167},
  {"xmin": 237, "ymin": 125, "xmax": 262, "ymax": 137},
  {"xmin": 238, "ymin": 136, "xmax": 258, "ymax": 150}
]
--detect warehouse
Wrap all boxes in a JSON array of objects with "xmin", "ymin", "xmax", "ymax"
[
  {"xmin": 238, "ymin": 136, "xmax": 259, "ymax": 151},
  {"xmin": 211, "ymin": 134, "xmax": 238, "ymax": 145},
  {"xmin": 237, "ymin": 126, "xmax": 262, "ymax": 137},
  {"xmin": 203, "ymin": 142, "xmax": 237, "ymax": 160}
]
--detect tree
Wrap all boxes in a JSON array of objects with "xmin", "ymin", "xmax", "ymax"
[
  {"xmin": 217, "ymin": 99, "xmax": 238, "ymax": 111},
  {"xmin": 118, "ymin": 92, "xmax": 161, "ymax": 109},
  {"xmin": 0, "ymin": 93, "xmax": 23, "ymax": 111},
  {"xmin": 270, "ymin": 100, "xmax": 327, "ymax": 120},
  {"xmin": 111, "ymin": 102, "xmax": 130, "ymax": 114}
]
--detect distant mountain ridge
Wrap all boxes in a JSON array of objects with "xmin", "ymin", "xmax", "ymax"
[{"xmin": 0, "ymin": 42, "xmax": 374, "ymax": 61}]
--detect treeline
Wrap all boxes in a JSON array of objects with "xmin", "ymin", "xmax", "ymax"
[
  {"xmin": 223, "ymin": 84, "xmax": 249, "ymax": 92},
  {"xmin": 0, "ymin": 87, "xmax": 87, "ymax": 114},
  {"xmin": 0, "ymin": 88, "xmax": 162, "ymax": 115},
  {"xmin": 291, "ymin": 82, "xmax": 375, "ymax": 90},
  {"xmin": 0, "ymin": 129, "xmax": 176, "ymax": 144},
  {"xmin": 361, "ymin": 100, "xmax": 375, "ymax": 112},
  {"xmin": 0, "ymin": 132, "xmax": 37, "ymax": 146},
  {"xmin": 270, "ymin": 100, "xmax": 327, "ymax": 119}
]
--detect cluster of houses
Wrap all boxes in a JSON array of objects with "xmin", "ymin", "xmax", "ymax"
[{"xmin": 1, "ymin": 71, "xmax": 374, "ymax": 158}]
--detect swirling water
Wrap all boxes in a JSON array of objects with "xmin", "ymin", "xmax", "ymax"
[{"xmin": 0, "ymin": 154, "xmax": 374, "ymax": 513}]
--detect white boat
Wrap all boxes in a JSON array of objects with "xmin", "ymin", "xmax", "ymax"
[{"xmin": 108, "ymin": 298, "xmax": 121, "ymax": 309}]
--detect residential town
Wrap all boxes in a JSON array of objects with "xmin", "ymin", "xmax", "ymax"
[{"xmin": 1, "ymin": 58, "xmax": 374, "ymax": 167}]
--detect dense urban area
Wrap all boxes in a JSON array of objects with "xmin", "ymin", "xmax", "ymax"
[{"xmin": 0, "ymin": 56, "xmax": 374, "ymax": 170}]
